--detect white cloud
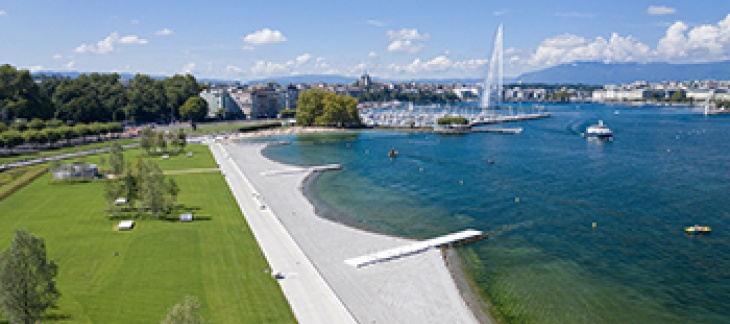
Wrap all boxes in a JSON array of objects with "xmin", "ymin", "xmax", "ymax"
[
  {"xmin": 315, "ymin": 57, "xmax": 329, "ymax": 69},
  {"xmin": 243, "ymin": 28, "xmax": 287, "ymax": 46},
  {"xmin": 75, "ymin": 32, "xmax": 147, "ymax": 54},
  {"xmin": 182, "ymin": 62, "xmax": 195, "ymax": 74},
  {"xmin": 296, "ymin": 53, "xmax": 312, "ymax": 65},
  {"xmin": 387, "ymin": 28, "xmax": 429, "ymax": 41},
  {"xmin": 387, "ymin": 55, "xmax": 487, "ymax": 74},
  {"xmin": 387, "ymin": 40, "xmax": 425, "ymax": 54},
  {"xmin": 525, "ymin": 32, "xmax": 651, "ymax": 66},
  {"xmin": 119, "ymin": 35, "xmax": 148, "ymax": 45},
  {"xmin": 0, "ymin": 10, "xmax": 6, "ymax": 16},
  {"xmin": 131, "ymin": 19, "xmax": 140, "ymax": 25},
  {"xmin": 226, "ymin": 65, "xmax": 245, "ymax": 74},
  {"xmin": 155, "ymin": 28, "xmax": 173, "ymax": 36},
  {"xmin": 657, "ymin": 14, "xmax": 730, "ymax": 61},
  {"xmin": 27, "ymin": 66, "xmax": 43, "ymax": 72},
  {"xmin": 65, "ymin": 61, "xmax": 76, "ymax": 69},
  {"xmin": 368, "ymin": 51, "xmax": 378, "ymax": 58},
  {"xmin": 493, "ymin": 9, "xmax": 508, "ymax": 17},
  {"xmin": 386, "ymin": 28, "xmax": 430, "ymax": 54},
  {"xmin": 251, "ymin": 60, "xmax": 291, "ymax": 75},
  {"xmin": 647, "ymin": 5, "xmax": 676, "ymax": 15},
  {"xmin": 52, "ymin": 54, "xmax": 63, "ymax": 59},
  {"xmin": 367, "ymin": 20, "xmax": 386, "ymax": 27}
]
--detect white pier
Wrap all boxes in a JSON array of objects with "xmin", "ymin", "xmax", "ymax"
[
  {"xmin": 261, "ymin": 164, "xmax": 342, "ymax": 176},
  {"xmin": 345, "ymin": 229, "xmax": 485, "ymax": 268}
]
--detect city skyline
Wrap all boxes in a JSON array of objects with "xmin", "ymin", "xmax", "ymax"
[{"xmin": 1, "ymin": 1, "xmax": 729, "ymax": 81}]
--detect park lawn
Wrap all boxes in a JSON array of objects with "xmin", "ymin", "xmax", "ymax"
[{"xmin": 0, "ymin": 146, "xmax": 296, "ymax": 323}]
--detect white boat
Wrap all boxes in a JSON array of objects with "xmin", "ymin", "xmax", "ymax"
[{"xmin": 584, "ymin": 120, "xmax": 613, "ymax": 139}]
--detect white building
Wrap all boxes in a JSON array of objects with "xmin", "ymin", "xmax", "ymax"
[{"xmin": 199, "ymin": 89, "xmax": 244, "ymax": 119}]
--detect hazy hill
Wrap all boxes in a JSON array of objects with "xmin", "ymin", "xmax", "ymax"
[{"xmin": 516, "ymin": 61, "xmax": 730, "ymax": 84}]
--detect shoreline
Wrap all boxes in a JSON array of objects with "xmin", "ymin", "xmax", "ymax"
[
  {"xmin": 299, "ymin": 156, "xmax": 496, "ymax": 324},
  {"xmin": 217, "ymin": 140, "xmax": 481, "ymax": 323}
]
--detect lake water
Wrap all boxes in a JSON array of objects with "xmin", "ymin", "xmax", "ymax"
[{"xmin": 262, "ymin": 103, "xmax": 730, "ymax": 323}]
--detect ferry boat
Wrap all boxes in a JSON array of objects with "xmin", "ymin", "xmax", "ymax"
[
  {"xmin": 584, "ymin": 120, "xmax": 613, "ymax": 139},
  {"xmin": 685, "ymin": 225, "xmax": 711, "ymax": 234}
]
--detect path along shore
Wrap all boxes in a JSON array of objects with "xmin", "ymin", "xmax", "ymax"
[{"xmin": 209, "ymin": 141, "xmax": 482, "ymax": 323}]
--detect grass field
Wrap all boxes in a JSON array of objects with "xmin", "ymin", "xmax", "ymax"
[{"xmin": 0, "ymin": 145, "xmax": 296, "ymax": 323}]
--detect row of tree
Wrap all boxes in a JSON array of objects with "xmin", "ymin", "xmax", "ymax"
[
  {"xmin": 1, "ymin": 64, "xmax": 202, "ymax": 124},
  {"xmin": 0, "ymin": 122, "xmax": 123, "ymax": 151},
  {"xmin": 296, "ymin": 89, "xmax": 361, "ymax": 127}
]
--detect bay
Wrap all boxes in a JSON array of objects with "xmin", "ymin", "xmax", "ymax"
[{"xmin": 261, "ymin": 103, "xmax": 730, "ymax": 323}]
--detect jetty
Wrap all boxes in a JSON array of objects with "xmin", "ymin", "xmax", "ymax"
[
  {"xmin": 344, "ymin": 229, "xmax": 486, "ymax": 268},
  {"xmin": 472, "ymin": 127, "xmax": 523, "ymax": 134},
  {"xmin": 260, "ymin": 164, "xmax": 342, "ymax": 176}
]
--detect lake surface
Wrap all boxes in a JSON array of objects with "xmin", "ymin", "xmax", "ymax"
[{"xmin": 261, "ymin": 103, "xmax": 730, "ymax": 323}]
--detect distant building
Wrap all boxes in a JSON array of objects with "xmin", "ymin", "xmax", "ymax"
[
  {"xmin": 199, "ymin": 89, "xmax": 244, "ymax": 119},
  {"xmin": 53, "ymin": 162, "xmax": 98, "ymax": 180},
  {"xmin": 360, "ymin": 73, "xmax": 372, "ymax": 88}
]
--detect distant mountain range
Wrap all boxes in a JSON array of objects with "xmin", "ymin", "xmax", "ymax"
[
  {"xmin": 515, "ymin": 61, "xmax": 730, "ymax": 84},
  {"xmin": 31, "ymin": 60, "xmax": 730, "ymax": 86}
]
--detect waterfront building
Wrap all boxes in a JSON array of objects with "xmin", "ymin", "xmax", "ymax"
[{"xmin": 199, "ymin": 89, "xmax": 244, "ymax": 119}]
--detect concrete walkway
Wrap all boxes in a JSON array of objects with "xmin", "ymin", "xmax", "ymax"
[
  {"xmin": 209, "ymin": 143, "xmax": 357, "ymax": 324},
  {"xmin": 211, "ymin": 141, "xmax": 479, "ymax": 324}
]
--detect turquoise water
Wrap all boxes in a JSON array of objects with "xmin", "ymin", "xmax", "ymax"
[{"xmin": 262, "ymin": 104, "xmax": 730, "ymax": 323}]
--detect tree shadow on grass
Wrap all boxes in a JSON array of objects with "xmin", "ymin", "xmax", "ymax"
[{"xmin": 43, "ymin": 313, "xmax": 73, "ymax": 322}]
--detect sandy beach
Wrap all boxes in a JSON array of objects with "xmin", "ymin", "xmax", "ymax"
[{"xmin": 210, "ymin": 140, "xmax": 482, "ymax": 323}]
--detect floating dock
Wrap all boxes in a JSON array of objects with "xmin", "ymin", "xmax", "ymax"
[
  {"xmin": 471, "ymin": 127, "xmax": 523, "ymax": 134},
  {"xmin": 344, "ymin": 229, "xmax": 486, "ymax": 268}
]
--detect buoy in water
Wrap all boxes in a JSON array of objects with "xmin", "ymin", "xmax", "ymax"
[
  {"xmin": 592, "ymin": 222, "xmax": 597, "ymax": 228},
  {"xmin": 419, "ymin": 167, "xmax": 424, "ymax": 172},
  {"xmin": 515, "ymin": 197, "xmax": 520, "ymax": 203},
  {"xmin": 459, "ymin": 180, "xmax": 464, "ymax": 185},
  {"xmin": 488, "ymin": 160, "xmax": 494, "ymax": 165}
]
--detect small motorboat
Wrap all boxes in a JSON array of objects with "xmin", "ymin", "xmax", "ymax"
[
  {"xmin": 388, "ymin": 149, "xmax": 398, "ymax": 158},
  {"xmin": 685, "ymin": 225, "xmax": 711, "ymax": 234}
]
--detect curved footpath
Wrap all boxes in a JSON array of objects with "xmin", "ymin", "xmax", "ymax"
[{"xmin": 210, "ymin": 141, "xmax": 479, "ymax": 324}]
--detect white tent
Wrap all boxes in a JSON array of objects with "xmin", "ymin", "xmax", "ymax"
[{"xmin": 118, "ymin": 220, "xmax": 135, "ymax": 231}]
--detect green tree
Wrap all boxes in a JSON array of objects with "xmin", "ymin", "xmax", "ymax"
[
  {"xmin": 139, "ymin": 127, "xmax": 154, "ymax": 154},
  {"xmin": 27, "ymin": 118, "xmax": 45, "ymax": 130},
  {"xmin": 670, "ymin": 90, "xmax": 686, "ymax": 102},
  {"xmin": 179, "ymin": 97, "xmax": 208, "ymax": 122},
  {"xmin": 161, "ymin": 295, "xmax": 205, "ymax": 324},
  {"xmin": 0, "ymin": 65, "xmax": 54, "ymax": 121},
  {"xmin": 124, "ymin": 74, "xmax": 167, "ymax": 123},
  {"xmin": 109, "ymin": 142, "xmax": 124, "ymax": 175},
  {"xmin": 0, "ymin": 230, "xmax": 60, "ymax": 324},
  {"xmin": 163, "ymin": 74, "xmax": 201, "ymax": 123},
  {"xmin": 296, "ymin": 89, "xmax": 360, "ymax": 127}
]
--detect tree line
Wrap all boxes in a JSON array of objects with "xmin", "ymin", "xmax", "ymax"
[
  {"xmin": 1, "ymin": 64, "xmax": 202, "ymax": 124},
  {"xmin": 0, "ymin": 121, "xmax": 123, "ymax": 153}
]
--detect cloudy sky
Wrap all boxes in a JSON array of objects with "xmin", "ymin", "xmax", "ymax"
[{"xmin": 1, "ymin": 0, "xmax": 729, "ymax": 80}]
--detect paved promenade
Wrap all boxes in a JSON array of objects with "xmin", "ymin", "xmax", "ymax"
[{"xmin": 211, "ymin": 141, "xmax": 478, "ymax": 324}]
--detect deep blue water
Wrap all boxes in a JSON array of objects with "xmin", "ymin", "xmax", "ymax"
[{"xmin": 261, "ymin": 103, "xmax": 730, "ymax": 323}]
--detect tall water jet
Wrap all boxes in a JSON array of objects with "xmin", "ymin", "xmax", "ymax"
[{"xmin": 481, "ymin": 24, "xmax": 503, "ymax": 109}]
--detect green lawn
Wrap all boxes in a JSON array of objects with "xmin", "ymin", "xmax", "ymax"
[{"xmin": 0, "ymin": 145, "xmax": 296, "ymax": 323}]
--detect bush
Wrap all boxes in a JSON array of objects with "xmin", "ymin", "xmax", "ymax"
[{"xmin": 437, "ymin": 116, "xmax": 469, "ymax": 125}]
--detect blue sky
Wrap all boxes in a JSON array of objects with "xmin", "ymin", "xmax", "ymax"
[{"xmin": 1, "ymin": 1, "xmax": 729, "ymax": 80}]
